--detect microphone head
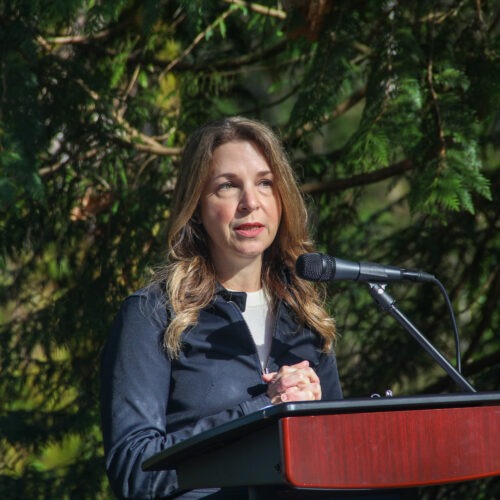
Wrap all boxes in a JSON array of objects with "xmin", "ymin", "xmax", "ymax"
[{"xmin": 296, "ymin": 253, "xmax": 335, "ymax": 281}]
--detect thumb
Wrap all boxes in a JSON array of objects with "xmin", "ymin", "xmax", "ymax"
[{"xmin": 262, "ymin": 372, "xmax": 277, "ymax": 383}]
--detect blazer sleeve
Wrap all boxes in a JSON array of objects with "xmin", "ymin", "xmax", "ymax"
[
  {"xmin": 316, "ymin": 349, "xmax": 343, "ymax": 401},
  {"xmin": 100, "ymin": 292, "xmax": 270, "ymax": 499}
]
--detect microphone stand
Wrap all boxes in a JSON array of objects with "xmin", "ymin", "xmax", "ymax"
[{"xmin": 367, "ymin": 282, "xmax": 476, "ymax": 393}]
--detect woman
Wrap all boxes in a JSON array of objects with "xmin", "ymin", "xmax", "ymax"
[{"xmin": 100, "ymin": 116, "xmax": 342, "ymax": 499}]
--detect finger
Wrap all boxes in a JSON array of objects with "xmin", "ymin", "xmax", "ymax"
[
  {"xmin": 279, "ymin": 361, "xmax": 309, "ymax": 376},
  {"xmin": 310, "ymin": 382, "xmax": 322, "ymax": 400},
  {"xmin": 266, "ymin": 378, "xmax": 284, "ymax": 401},
  {"xmin": 270, "ymin": 361, "xmax": 311, "ymax": 383},
  {"xmin": 302, "ymin": 389, "xmax": 316, "ymax": 401},
  {"xmin": 290, "ymin": 360, "xmax": 310, "ymax": 369},
  {"xmin": 278, "ymin": 369, "xmax": 318, "ymax": 390},
  {"xmin": 283, "ymin": 366, "xmax": 319, "ymax": 386},
  {"xmin": 271, "ymin": 385, "xmax": 300, "ymax": 404},
  {"xmin": 271, "ymin": 394, "xmax": 284, "ymax": 404},
  {"xmin": 265, "ymin": 365, "xmax": 298, "ymax": 389},
  {"xmin": 278, "ymin": 371, "xmax": 308, "ymax": 390},
  {"xmin": 282, "ymin": 362, "xmax": 319, "ymax": 385},
  {"xmin": 292, "ymin": 381, "xmax": 322, "ymax": 400},
  {"xmin": 262, "ymin": 372, "xmax": 277, "ymax": 383},
  {"xmin": 281, "ymin": 387, "xmax": 316, "ymax": 402},
  {"xmin": 301, "ymin": 366, "xmax": 320, "ymax": 384},
  {"xmin": 279, "ymin": 364, "xmax": 299, "ymax": 376},
  {"xmin": 268, "ymin": 382, "xmax": 322, "ymax": 404},
  {"xmin": 265, "ymin": 362, "xmax": 319, "ymax": 401}
]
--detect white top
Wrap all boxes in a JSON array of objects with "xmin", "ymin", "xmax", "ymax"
[{"xmin": 241, "ymin": 289, "xmax": 273, "ymax": 370}]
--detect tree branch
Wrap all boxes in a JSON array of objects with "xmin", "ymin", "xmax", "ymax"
[
  {"xmin": 39, "ymin": 30, "xmax": 112, "ymax": 45},
  {"xmin": 300, "ymin": 159, "xmax": 414, "ymax": 194},
  {"xmin": 292, "ymin": 87, "xmax": 366, "ymax": 140},
  {"xmin": 113, "ymin": 134, "xmax": 182, "ymax": 156},
  {"xmin": 72, "ymin": 78, "xmax": 182, "ymax": 157},
  {"xmin": 35, "ymin": 9, "xmax": 138, "ymax": 48},
  {"xmin": 425, "ymin": 9, "xmax": 447, "ymax": 167},
  {"xmin": 222, "ymin": 0, "xmax": 286, "ymax": 19},
  {"xmin": 168, "ymin": 39, "xmax": 289, "ymax": 73},
  {"xmin": 162, "ymin": 7, "xmax": 237, "ymax": 75},
  {"xmin": 38, "ymin": 147, "xmax": 100, "ymax": 179},
  {"xmin": 462, "ymin": 267, "xmax": 500, "ymax": 365}
]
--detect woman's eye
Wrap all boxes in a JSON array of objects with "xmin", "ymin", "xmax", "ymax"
[
  {"xmin": 260, "ymin": 179, "xmax": 273, "ymax": 188},
  {"xmin": 217, "ymin": 182, "xmax": 233, "ymax": 191}
]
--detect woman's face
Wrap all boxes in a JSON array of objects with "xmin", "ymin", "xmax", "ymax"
[{"xmin": 199, "ymin": 140, "xmax": 282, "ymax": 272}]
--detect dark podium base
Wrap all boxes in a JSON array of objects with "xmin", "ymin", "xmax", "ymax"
[{"xmin": 248, "ymin": 485, "xmax": 406, "ymax": 500}]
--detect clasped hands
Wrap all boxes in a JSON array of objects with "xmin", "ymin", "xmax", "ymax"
[{"xmin": 263, "ymin": 360, "xmax": 321, "ymax": 404}]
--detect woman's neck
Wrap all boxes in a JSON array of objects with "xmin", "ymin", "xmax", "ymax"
[{"xmin": 215, "ymin": 258, "xmax": 263, "ymax": 292}]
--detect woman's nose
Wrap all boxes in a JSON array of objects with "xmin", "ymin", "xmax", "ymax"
[{"xmin": 239, "ymin": 187, "xmax": 259, "ymax": 211}]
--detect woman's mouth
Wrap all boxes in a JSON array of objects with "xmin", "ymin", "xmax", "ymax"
[{"xmin": 234, "ymin": 222, "xmax": 265, "ymax": 237}]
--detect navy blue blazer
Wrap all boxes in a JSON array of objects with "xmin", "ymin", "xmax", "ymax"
[{"xmin": 100, "ymin": 284, "xmax": 342, "ymax": 499}]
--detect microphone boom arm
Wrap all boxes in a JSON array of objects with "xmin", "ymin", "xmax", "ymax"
[{"xmin": 367, "ymin": 283, "xmax": 476, "ymax": 393}]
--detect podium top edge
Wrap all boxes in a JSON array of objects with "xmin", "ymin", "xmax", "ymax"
[{"xmin": 142, "ymin": 392, "xmax": 500, "ymax": 472}]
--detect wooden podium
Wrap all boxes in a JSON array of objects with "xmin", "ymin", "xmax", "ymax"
[{"xmin": 143, "ymin": 393, "xmax": 500, "ymax": 499}]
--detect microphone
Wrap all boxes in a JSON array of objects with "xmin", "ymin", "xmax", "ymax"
[{"xmin": 296, "ymin": 253, "xmax": 436, "ymax": 283}]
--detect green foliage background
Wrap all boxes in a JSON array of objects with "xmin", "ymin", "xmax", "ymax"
[{"xmin": 1, "ymin": 1, "xmax": 499, "ymax": 498}]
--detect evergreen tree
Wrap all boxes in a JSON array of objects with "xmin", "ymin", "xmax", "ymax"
[{"xmin": 1, "ymin": 1, "xmax": 498, "ymax": 497}]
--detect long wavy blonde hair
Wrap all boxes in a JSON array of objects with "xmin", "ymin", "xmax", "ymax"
[{"xmin": 156, "ymin": 116, "xmax": 336, "ymax": 358}]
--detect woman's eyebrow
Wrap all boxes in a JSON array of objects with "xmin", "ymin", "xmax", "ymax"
[
  {"xmin": 211, "ymin": 172, "xmax": 238, "ymax": 180},
  {"xmin": 211, "ymin": 169, "xmax": 273, "ymax": 180}
]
